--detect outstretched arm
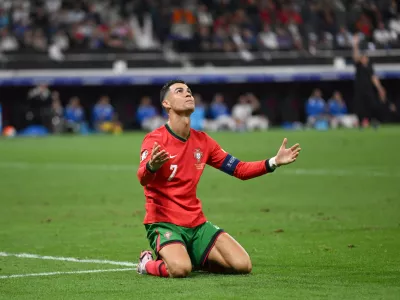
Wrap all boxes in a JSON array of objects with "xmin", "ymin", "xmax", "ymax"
[{"xmin": 207, "ymin": 136, "xmax": 301, "ymax": 181}]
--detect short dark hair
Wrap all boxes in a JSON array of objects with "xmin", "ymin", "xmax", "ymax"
[{"xmin": 159, "ymin": 79, "xmax": 187, "ymax": 104}]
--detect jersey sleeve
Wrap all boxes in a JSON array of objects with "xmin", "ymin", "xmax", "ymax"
[
  {"xmin": 206, "ymin": 134, "xmax": 275, "ymax": 180},
  {"xmin": 137, "ymin": 135, "xmax": 158, "ymax": 186}
]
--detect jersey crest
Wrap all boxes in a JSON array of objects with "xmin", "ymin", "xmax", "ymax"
[
  {"xmin": 194, "ymin": 148, "xmax": 205, "ymax": 170},
  {"xmin": 194, "ymin": 148, "xmax": 203, "ymax": 163}
]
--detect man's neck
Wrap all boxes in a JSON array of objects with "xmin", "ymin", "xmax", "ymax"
[{"xmin": 167, "ymin": 113, "xmax": 191, "ymax": 140}]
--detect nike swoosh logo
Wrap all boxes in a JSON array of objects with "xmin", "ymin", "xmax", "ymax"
[{"xmin": 170, "ymin": 155, "xmax": 177, "ymax": 159}]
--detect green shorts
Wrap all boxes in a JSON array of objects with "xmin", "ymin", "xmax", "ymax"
[{"xmin": 144, "ymin": 221, "xmax": 224, "ymax": 268}]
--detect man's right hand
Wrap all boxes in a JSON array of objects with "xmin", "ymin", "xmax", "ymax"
[
  {"xmin": 148, "ymin": 142, "xmax": 170, "ymax": 171},
  {"xmin": 379, "ymin": 88, "xmax": 386, "ymax": 103}
]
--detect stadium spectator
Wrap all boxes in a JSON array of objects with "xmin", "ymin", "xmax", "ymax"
[
  {"xmin": 51, "ymin": 29, "xmax": 70, "ymax": 51},
  {"xmin": 212, "ymin": 27, "xmax": 231, "ymax": 51},
  {"xmin": 245, "ymin": 93, "xmax": 269, "ymax": 131},
  {"xmin": 305, "ymin": 89, "xmax": 327, "ymax": 128},
  {"xmin": 170, "ymin": 6, "xmax": 196, "ymax": 52},
  {"xmin": 336, "ymin": 27, "xmax": 353, "ymax": 49},
  {"xmin": 389, "ymin": 14, "xmax": 400, "ymax": 35},
  {"xmin": 352, "ymin": 34, "xmax": 387, "ymax": 128},
  {"xmin": 276, "ymin": 26, "xmax": 293, "ymax": 50},
  {"xmin": 0, "ymin": 28, "xmax": 18, "ymax": 51},
  {"xmin": 232, "ymin": 93, "xmax": 268, "ymax": 132},
  {"xmin": 356, "ymin": 13, "xmax": 373, "ymax": 39},
  {"xmin": 32, "ymin": 29, "xmax": 48, "ymax": 51},
  {"xmin": 328, "ymin": 91, "xmax": 359, "ymax": 129},
  {"xmin": 278, "ymin": 3, "xmax": 302, "ymax": 26},
  {"xmin": 0, "ymin": 8, "xmax": 9, "ymax": 29},
  {"xmin": 259, "ymin": 0, "xmax": 277, "ymax": 25},
  {"xmin": 197, "ymin": 4, "xmax": 213, "ymax": 27},
  {"xmin": 258, "ymin": 24, "xmax": 278, "ymax": 50},
  {"xmin": 92, "ymin": 95, "xmax": 119, "ymax": 133},
  {"xmin": 50, "ymin": 91, "xmax": 64, "ymax": 134},
  {"xmin": 0, "ymin": 0, "xmax": 399, "ymax": 56},
  {"xmin": 195, "ymin": 25, "xmax": 212, "ymax": 52},
  {"xmin": 65, "ymin": 96, "xmax": 85, "ymax": 134},
  {"xmin": 136, "ymin": 96, "xmax": 165, "ymax": 132},
  {"xmin": 26, "ymin": 84, "xmax": 52, "ymax": 130},
  {"xmin": 373, "ymin": 22, "xmax": 398, "ymax": 48},
  {"xmin": 208, "ymin": 93, "xmax": 236, "ymax": 132},
  {"xmin": 130, "ymin": 13, "xmax": 158, "ymax": 49},
  {"xmin": 230, "ymin": 25, "xmax": 254, "ymax": 60}
]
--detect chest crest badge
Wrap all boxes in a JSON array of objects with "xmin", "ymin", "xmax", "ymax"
[
  {"xmin": 194, "ymin": 148, "xmax": 205, "ymax": 170},
  {"xmin": 194, "ymin": 148, "xmax": 203, "ymax": 163}
]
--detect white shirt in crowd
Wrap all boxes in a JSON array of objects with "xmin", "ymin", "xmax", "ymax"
[
  {"xmin": 258, "ymin": 31, "xmax": 278, "ymax": 50},
  {"xmin": 45, "ymin": 0, "xmax": 61, "ymax": 13},
  {"xmin": 197, "ymin": 11, "xmax": 213, "ymax": 27},
  {"xmin": 0, "ymin": 34, "xmax": 18, "ymax": 51},
  {"xmin": 389, "ymin": 18, "xmax": 400, "ymax": 34},
  {"xmin": 374, "ymin": 28, "xmax": 397, "ymax": 45},
  {"xmin": 232, "ymin": 103, "xmax": 253, "ymax": 121}
]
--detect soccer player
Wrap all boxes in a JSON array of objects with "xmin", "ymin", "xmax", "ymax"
[{"xmin": 136, "ymin": 80, "xmax": 301, "ymax": 278}]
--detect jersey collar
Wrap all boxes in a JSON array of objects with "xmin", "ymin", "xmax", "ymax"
[{"xmin": 165, "ymin": 124, "xmax": 190, "ymax": 142}]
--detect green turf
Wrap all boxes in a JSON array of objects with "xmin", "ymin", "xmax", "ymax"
[{"xmin": 0, "ymin": 127, "xmax": 399, "ymax": 299}]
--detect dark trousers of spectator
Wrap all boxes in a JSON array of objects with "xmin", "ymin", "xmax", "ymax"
[
  {"xmin": 29, "ymin": 107, "xmax": 53, "ymax": 131},
  {"xmin": 354, "ymin": 94, "xmax": 382, "ymax": 124}
]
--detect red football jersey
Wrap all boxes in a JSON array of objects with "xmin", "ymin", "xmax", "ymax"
[{"xmin": 137, "ymin": 124, "xmax": 274, "ymax": 228}]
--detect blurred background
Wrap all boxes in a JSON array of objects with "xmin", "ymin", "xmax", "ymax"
[{"xmin": 1, "ymin": 0, "xmax": 400, "ymax": 136}]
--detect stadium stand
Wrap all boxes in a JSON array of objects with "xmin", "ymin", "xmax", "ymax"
[
  {"xmin": 1, "ymin": 0, "xmax": 400, "ymax": 68},
  {"xmin": 0, "ymin": 0, "xmax": 400, "ymax": 134}
]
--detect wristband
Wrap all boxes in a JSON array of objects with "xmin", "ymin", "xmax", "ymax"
[
  {"xmin": 146, "ymin": 161, "xmax": 156, "ymax": 173},
  {"xmin": 269, "ymin": 156, "xmax": 279, "ymax": 169}
]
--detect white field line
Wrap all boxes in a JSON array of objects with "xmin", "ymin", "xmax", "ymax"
[
  {"xmin": 0, "ymin": 161, "xmax": 399, "ymax": 177},
  {"xmin": 0, "ymin": 252, "xmax": 137, "ymax": 267},
  {"xmin": 0, "ymin": 268, "xmax": 135, "ymax": 279}
]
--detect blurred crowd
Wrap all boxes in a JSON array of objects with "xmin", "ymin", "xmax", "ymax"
[
  {"xmin": 1, "ymin": 0, "xmax": 400, "ymax": 55},
  {"xmin": 26, "ymin": 84, "xmax": 123, "ymax": 134},
  {"xmin": 137, "ymin": 89, "xmax": 361, "ymax": 132},
  {"xmin": 25, "ymin": 84, "xmax": 378, "ymax": 136}
]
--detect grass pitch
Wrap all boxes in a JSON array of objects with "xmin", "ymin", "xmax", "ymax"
[{"xmin": 0, "ymin": 127, "xmax": 399, "ymax": 299}]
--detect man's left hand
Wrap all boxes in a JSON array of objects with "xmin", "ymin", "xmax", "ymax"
[{"xmin": 275, "ymin": 138, "xmax": 301, "ymax": 167}]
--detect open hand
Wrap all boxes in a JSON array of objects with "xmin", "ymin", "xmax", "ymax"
[
  {"xmin": 148, "ymin": 142, "xmax": 170, "ymax": 171},
  {"xmin": 275, "ymin": 138, "xmax": 301, "ymax": 167}
]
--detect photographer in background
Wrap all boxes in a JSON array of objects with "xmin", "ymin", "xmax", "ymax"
[
  {"xmin": 26, "ymin": 84, "xmax": 52, "ymax": 130},
  {"xmin": 50, "ymin": 91, "xmax": 64, "ymax": 134}
]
